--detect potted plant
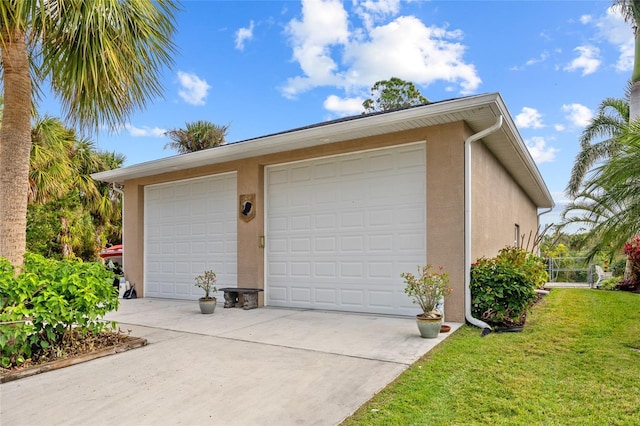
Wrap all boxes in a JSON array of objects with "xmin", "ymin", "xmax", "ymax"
[
  {"xmin": 195, "ymin": 270, "xmax": 218, "ymax": 314},
  {"xmin": 401, "ymin": 264, "xmax": 452, "ymax": 338}
]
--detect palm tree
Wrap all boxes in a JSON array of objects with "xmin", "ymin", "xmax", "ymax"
[
  {"xmin": 563, "ymin": 121, "xmax": 640, "ymax": 263},
  {"xmin": 164, "ymin": 120, "xmax": 230, "ymax": 154},
  {"xmin": 614, "ymin": 0, "xmax": 640, "ymax": 120},
  {"xmin": 29, "ymin": 116, "xmax": 76, "ymax": 204},
  {"xmin": 91, "ymin": 150, "xmax": 126, "ymax": 251},
  {"xmin": 566, "ymin": 94, "xmax": 629, "ymax": 197},
  {"xmin": 28, "ymin": 117, "xmax": 126, "ymax": 259},
  {"xmin": 0, "ymin": 1, "xmax": 177, "ymax": 268},
  {"xmin": 562, "ymin": 2, "xmax": 640, "ymax": 275}
]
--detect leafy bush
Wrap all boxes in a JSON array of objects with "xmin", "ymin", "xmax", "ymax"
[
  {"xmin": 0, "ymin": 253, "xmax": 119, "ymax": 368},
  {"xmin": 611, "ymin": 258, "xmax": 627, "ymax": 277},
  {"xmin": 624, "ymin": 235, "xmax": 640, "ymax": 283},
  {"xmin": 470, "ymin": 247, "xmax": 545, "ymax": 327},
  {"xmin": 495, "ymin": 246, "xmax": 549, "ymax": 288},
  {"xmin": 599, "ymin": 276, "xmax": 622, "ymax": 290},
  {"xmin": 616, "ymin": 279, "xmax": 639, "ymax": 292}
]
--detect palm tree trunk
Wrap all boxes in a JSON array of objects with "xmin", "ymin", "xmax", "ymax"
[
  {"xmin": 630, "ymin": 28, "xmax": 640, "ymax": 120},
  {"xmin": 625, "ymin": 4, "xmax": 640, "ymax": 278},
  {"xmin": 0, "ymin": 28, "xmax": 33, "ymax": 269},
  {"xmin": 624, "ymin": 259, "xmax": 633, "ymax": 281},
  {"xmin": 60, "ymin": 216, "xmax": 72, "ymax": 259}
]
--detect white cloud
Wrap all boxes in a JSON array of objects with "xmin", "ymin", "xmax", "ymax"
[
  {"xmin": 593, "ymin": 7, "xmax": 634, "ymax": 72},
  {"xmin": 323, "ymin": 95, "xmax": 364, "ymax": 116},
  {"xmin": 562, "ymin": 103, "xmax": 594, "ymax": 127},
  {"xmin": 515, "ymin": 107, "xmax": 544, "ymax": 129},
  {"xmin": 554, "ymin": 123, "xmax": 565, "ymax": 132},
  {"xmin": 282, "ymin": 0, "xmax": 481, "ymax": 100},
  {"xmin": 354, "ymin": 0, "xmax": 401, "ymax": 30},
  {"xmin": 125, "ymin": 124, "xmax": 167, "ymax": 137},
  {"xmin": 580, "ymin": 14, "xmax": 592, "ymax": 25},
  {"xmin": 235, "ymin": 20, "xmax": 255, "ymax": 51},
  {"xmin": 550, "ymin": 191, "xmax": 571, "ymax": 207},
  {"xmin": 526, "ymin": 51, "xmax": 549, "ymax": 66},
  {"xmin": 525, "ymin": 136, "xmax": 558, "ymax": 164},
  {"xmin": 177, "ymin": 71, "xmax": 211, "ymax": 106},
  {"xmin": 511, "ymin": 51, "xmax": 550, "ymax": 71},
  {"xmin": 344, "ymin": 16, "xmax": 481, "ymax": 94},
  {"xmin": 564, "ymin": 45, "xmax": 601, "ymax": 75},
  {"xmin": 283, "ymin": 0, "xmax": 350, "ymax": 98}
]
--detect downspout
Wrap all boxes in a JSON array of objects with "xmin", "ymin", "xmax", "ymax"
[
  {"xmin": 464, "ymin": 115, "xmax": 503, "ymax": 335},
  {"xmin": 112, "ymin": 183, "xmax": 125, "ymax": 270}
]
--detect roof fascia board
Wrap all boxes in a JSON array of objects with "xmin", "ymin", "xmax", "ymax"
[{"xmin": 91, "ymin": 93, "xmax": 501, "ymax": 184}]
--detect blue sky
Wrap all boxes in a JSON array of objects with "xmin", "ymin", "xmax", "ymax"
[{"xmin": 39, "ymin": 0, "xmax": 633, "ymax": 230}]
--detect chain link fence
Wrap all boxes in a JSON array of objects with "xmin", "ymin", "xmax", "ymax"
[{"xmin": 546, "ymin": 257, "xmax": 594, "ymax": 284}]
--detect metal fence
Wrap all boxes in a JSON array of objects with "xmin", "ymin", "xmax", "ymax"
[{"xmin": 546, "ymin": 257, "xmax": 593, "ymax": 284}]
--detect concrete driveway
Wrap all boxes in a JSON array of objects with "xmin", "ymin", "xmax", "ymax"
[{"xmin": 1, "ymin": 299, "xmax": 461, "ymax": 426}]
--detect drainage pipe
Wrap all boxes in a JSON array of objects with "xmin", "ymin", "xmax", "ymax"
[
  {"xmin": 112, "ymin": 183, "xmax": 125, "ymax": 270},
  {"xmin": 464, "ymin": 115, "xmax": 503, "ymax": 335}
]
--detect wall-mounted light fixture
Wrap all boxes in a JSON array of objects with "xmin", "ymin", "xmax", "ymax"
[{"xmin": 239, "ymin": 193, "xmax": 256, "ymax": 222}]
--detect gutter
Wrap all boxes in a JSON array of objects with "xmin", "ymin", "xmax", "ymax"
[{"xmin": 464, "ymin": 115, "xmax": 503, "ymax": 335}]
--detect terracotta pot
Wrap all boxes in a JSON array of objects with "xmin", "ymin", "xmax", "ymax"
[{"xmin": 415, "ymin": 314, "xmax": 442, "ymax": 338}]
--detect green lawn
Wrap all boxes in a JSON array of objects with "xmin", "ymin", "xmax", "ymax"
[{"xmin": 343, "ymin": 289, "xmax": 640, "ymax": 425}]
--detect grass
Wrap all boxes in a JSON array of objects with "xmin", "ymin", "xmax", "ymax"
[{"xmin": 342, "ymin": 289, "xmax": 640, "ymax": 425}]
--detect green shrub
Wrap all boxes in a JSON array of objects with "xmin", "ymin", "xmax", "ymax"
[
  {"xmin": 470, "ymin": 247, "xmax": 545, "ymax": 327},
  {"xmin": 599, "ymin": 276, "xmax": 622, "ymax": 290},
  {"xmin": 0, "ymin": 253, "xmax": 119, "ymax": 368},
  {"xmin": 611, "ymin": 259, "xmax": 627, "ymax": 277},
  {"xmin": 495, "ymin": 246, "xmax": 549, "ymax": 289}
]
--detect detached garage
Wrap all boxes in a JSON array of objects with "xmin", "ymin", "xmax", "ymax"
[{"xmin": 92, "ymin": 93, "xmax": 554, "ymax": 323}]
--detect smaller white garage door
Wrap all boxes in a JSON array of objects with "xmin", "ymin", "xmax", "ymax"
[
  {"xmin": 144, "ymin": 173, "xmax": 237, "ymax": 300},
  {"xmin": 266, "ymin": 142, "xmax": 427, "ymax": 316}
]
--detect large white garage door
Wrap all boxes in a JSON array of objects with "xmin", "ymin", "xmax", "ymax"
[
  {"xmin": 266, "ymin": 143, "xmax": 426, "ymax": 316},
  {"xmin": 144, "ymin": 173, "xmax": 237, "ymax": 299}
]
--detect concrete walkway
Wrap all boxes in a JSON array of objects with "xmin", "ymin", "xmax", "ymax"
[{"xmin": 1, "ymin": 299, "xmax": 461, "ymax": 426}]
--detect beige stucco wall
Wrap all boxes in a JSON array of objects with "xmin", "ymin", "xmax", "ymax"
[
  {"xmin": 119, "ymin": 121, "xmax": 538, "ymax": 323},
  {"xmin": 471, "ymin": 139, "xmax": 539, "ymax": 260},
  {"xmin": 425, "ymin": 122, "xmax": 466, "ymax": 322}
]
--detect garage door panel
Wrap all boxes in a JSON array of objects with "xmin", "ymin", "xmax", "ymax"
[
  {"xmin": 316, "ymin": 288, "xmax": 337, "ymax": 305},
  {"xmin": 315, "ymin": 262, "xmax": 336, "ymax": 277},
  {"xmin": 399, "ymin": 233, "xmax": 426, "ymax": 251},
  {"xmin": 144, "ymin": 173, "xmax": 237, "ymax": 300},
  {"xmin": 267, "ymin": 143, "xmax": 426, "ymax": 315},
  {"xmin": 291, "ymin": 287, "xmax": 312, "ymax": 303},
  {"xmin": 340, "ymin": 157, "xmax": 365, "ymax": 175},
  {"xmin": 341, "ymin": 290, "xmax": 363, "ymax": 306}
]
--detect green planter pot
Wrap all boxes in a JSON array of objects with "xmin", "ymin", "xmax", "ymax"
[
  {"xmin": 415, "ymin": 314, "xmax": 442, "ymax": 338},
  {"xmin": 199, "ymin": 297, "xmax": 217, "ymax": 314}
]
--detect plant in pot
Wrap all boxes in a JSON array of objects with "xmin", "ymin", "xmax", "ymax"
[
  {"xmin": 401, "ymin": 264, "xmax": 452, "ymax": 338},
  {"xmin": 195, "ymin": 270, "xmax": 218, "ymax": 314}
]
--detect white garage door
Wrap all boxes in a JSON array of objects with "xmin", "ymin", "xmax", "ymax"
[
  {"xmin": 266, "ymin": 142, "xmax": 426, "ymax": 316},
  {"xmin": 144, "ymin": 173, "xmax": 237, "ymax": 299}
]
